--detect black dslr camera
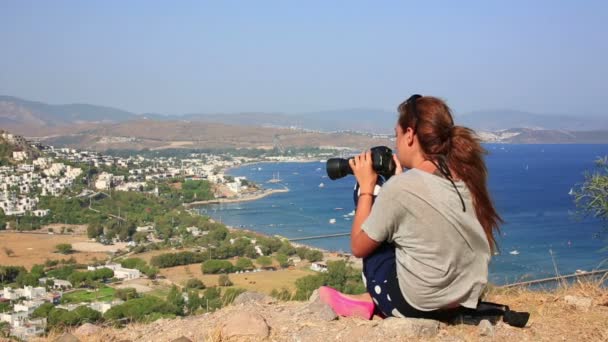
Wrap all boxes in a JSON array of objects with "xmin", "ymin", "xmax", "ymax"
[{"xmin": 326, "ymin": 146, "xmax": 396, "ymax": 181}]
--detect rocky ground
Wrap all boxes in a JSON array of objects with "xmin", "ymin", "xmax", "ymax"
[{"xmin": 20, "ymin": 283, "xmax": 608, "ymax": 342}]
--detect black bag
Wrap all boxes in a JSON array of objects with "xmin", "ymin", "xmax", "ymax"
[{"xmin": 449, "ymin": 301, "xmax": 530, "ymax": 328}]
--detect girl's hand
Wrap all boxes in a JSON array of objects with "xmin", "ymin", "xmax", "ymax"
[
  {"xmin": 393, "ymin": 154, "xmax": 403, "ymax": 175},
  {"xmin": 349, "ymin": 151, "xmax": 377, "ymax": 193}
]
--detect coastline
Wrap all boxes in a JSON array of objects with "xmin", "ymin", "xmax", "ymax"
[
  {"xmin": 183, "ymin": 188, "xmax": 289, "ymax": 207},
  {"xmin": 200, "ymin": 159, "xmax": 341, "ymax": 255},
  {"xmin": 224, "ymin": 158, "xmax": 320, "ymax": 174}
]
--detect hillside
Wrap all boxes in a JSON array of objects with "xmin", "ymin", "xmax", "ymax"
[
  {"xmin": 34, "ymin": 283, "xmax": 608, "ymax": 342},
  {"xmin": 3, "ymin": 95, "xmax": 608, "ymax": 133},
  {"xmin": 0, "ymin": 95, "xmax": 136, "ymax": 129},
  {"xmin": 35, "ymin": 119, "xmax": 393, "ymax": 151}
]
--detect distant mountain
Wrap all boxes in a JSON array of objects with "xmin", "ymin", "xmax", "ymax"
[
  {"xmin": 0, "ymin": 95, "xmax": 136, "ymax": 127},
  {"xmin": 177, "ymin": 109, "xmax": 397, "ymax": 133},
  {"xmin": 1, "ymin": 95, "xmax": 606, "ymax": 137},
  {"xmin": 455, "ymin": 109, "xmax": 608, "ymax": 131}
]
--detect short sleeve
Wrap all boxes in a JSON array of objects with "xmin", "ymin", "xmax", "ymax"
[{"xmin": 361, "ymin": 181, "xmax": 404, "ymax": 243}]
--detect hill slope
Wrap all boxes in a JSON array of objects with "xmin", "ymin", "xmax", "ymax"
[{"xmin": 40, "ymin": 284, "xmax": 608, "ymax": 342}]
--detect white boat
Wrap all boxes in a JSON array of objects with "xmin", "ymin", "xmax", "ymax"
[
  {"xmin": 334, "ymin": 207, "xmax": 344, "ymax": 211},
  {"xmin": 329, "ymin": 218, "xmax": 336, "ymax": 224},
  {"xmin": 319, "ymin": 183, "xmax": 325, "ymax": 188},
  {"xmin": 347, "ymin": 210, "xmax": 355, "ymax": 216},
  {"xmin": 267, "ymin": 172, "xmax": 282, "ymax": 183},
  {"xmin": 509, "ymin": 250, "xmax": 519, "ymax": 255},
  {"xmin": 568, "ymin": 188, "xmax": 574, "ymax": 196}
]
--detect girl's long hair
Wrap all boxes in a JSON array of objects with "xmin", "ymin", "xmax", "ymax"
[{"xmin": 398, "ymin": 96, "xmax": 502, "ymax": 252}]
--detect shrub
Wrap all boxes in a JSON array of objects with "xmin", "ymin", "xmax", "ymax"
[
  {"xmin": 201, "ymin": 260, "xmax": 233, "ymax": 274},
  {"xmin": 55, "ymin": 243, "xmax": 73, "ymax": 255},
  {"xmin": 218, "ymin": 274, "xmax": 233, "ymax": 287},
  {"xmin": 185, "ymin": 278, "xmax": 206, "ymax": 289}
]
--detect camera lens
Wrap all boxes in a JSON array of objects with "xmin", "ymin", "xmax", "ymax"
[{"xmin": 326, "ymin": 158, "xmax": 352, "ymax": 180}]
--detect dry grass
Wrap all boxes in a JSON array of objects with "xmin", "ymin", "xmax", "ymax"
[
  {"xmin": 160, "ymin": 263, "xmax": 316, "ymax": 294},
  {"xmin": 0, "ymin": 232, "xmax": 108, "ymax": 269}
]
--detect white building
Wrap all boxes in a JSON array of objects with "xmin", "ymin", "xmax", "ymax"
[
  {"xmin": 88, "ymin": 264, "xmax": 140, "ymax": 280},
  {"xmin": 32, "ymin": 209, "xmax": 50, "ymax": 217},
  {"xmin": 1, "ymin": 286, "xmax": 46, "ymax": 301},
  {"xmin": 12, "ymin": 151, "xmax": 28, "ymax": 161},
  {"xmin": 95, "ymin": 172, "xmax": 113, "ymax": 190},
  {"xmin": 310, "ymin": 262, "xmax": 328, "ymax": 273}
]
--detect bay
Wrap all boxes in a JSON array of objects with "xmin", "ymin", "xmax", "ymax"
[{"xmin": 198, "ymin": 144, "xmax": 608, "ymax": 285}]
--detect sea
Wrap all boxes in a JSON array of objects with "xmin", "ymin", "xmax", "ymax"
[{"xmin": 196, "ymin": 144, "xmax": 608, "ymax": 285}]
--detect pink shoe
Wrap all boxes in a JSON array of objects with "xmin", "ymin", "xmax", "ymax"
[{"xmin": 318, "ymin": 286, "xmax": 375, "ymax": 320}]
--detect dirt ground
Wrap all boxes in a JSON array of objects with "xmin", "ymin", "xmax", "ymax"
[
  {"xmin": 0, "ymin": 232, "xmax": 109, "ymax": 269},
  {"xmin": 37, "ymin": 282, "xmax": 608, "ymax": 342},
  {"xmin": 160, "ymin": 263, "xmax": 316, "ymax": 294},
  {"xmin": 72, "ymin": 241, "xmax": 129, "ymax": 253}
]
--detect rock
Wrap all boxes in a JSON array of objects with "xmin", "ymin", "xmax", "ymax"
[
  {"xmin": 302, "ymin": 297, "xmax": 338, "ymax": 321},
  {"xmin": 308, "ymin": 289, "xmax": 319, "ymax": 302},
  {"xmin": 220, "ymin": 311, "xmax": 270, "ymax": 340},
  {"xmin": 171, "ymin": 337, "xmax": 192, "ymax": 342},
  {"xmin": 565, "ymin": 295, "xmax": 593, "ymax": 311},
  {"xmin": 54, "ymin": 333, "xmax": 80, "ymax": 342},
  {"xmin": 478, "ymin": 319, "xmax": 494, "ymax": 337},
  {"xmin": 379, "ymin": 317, "xmax": 440, "ymax": 338},
  {"xmin": 232, "ymin": 291, "xmax": 275, "ymax": 305},
  {"xmin": 74, "ymin": 323, "xmax": 101, "ymax": 337}
]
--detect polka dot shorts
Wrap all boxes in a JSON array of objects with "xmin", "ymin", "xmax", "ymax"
[{"xmin": 362, "ymin": 242, "xmax": 407, "ymax": 317}]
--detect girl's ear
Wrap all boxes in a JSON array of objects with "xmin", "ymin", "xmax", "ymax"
[{"xmin": 406, "ymin": 127, "xmax": 415, "ymax": 146}]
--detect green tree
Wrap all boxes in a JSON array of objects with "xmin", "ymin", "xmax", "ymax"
[
  {"xmin": 575, "ymin": 156, "xmax": 608, "ymax": 227},
  {"xmin": 305, "ymin": 250, "xmax": 323, "ymax": 262},
  {"xmin": 186, "ymin": 289, "xmax": 202, "ymax": 314},
  {"xmin": 235, "ymin": 257, "xmax": 254, "ymax": 271},
  {"xmin": 32, "ymin": 302, "xmax": 55, "ymax": 318},
  {"xmin": 293, "ymin": 275, "xmax": 326, "ymax": 301},
  {"xmin": 55, "ymin": 243, "xmax": 73, "ymax": 254},
  {"xmin": 166, "ymin": 285, "xmax": 185, "ymax": 315},
  {"xmin": 202, "ymin": 260, "xmax": 233, "ymax": 274},
  {"xmin": 115, "ymin": 287, "xmax": 138, "ymax": 301},
  {"xmin": 295, "ymin": 246, "xmax": 310, "ymax": 260},
  {"xmin": 256, "ymin": 256, "xmax": 273, "ymax": 268},
  {"xmin": 275, "ymin": 254, "xmax": 291, "ymax": 268}
]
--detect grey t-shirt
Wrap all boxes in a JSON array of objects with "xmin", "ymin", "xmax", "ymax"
[{"xmin": 362, "ymin": 168, "xmax": 491, "ymax": 311}]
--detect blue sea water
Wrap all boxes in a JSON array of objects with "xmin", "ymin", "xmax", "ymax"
[{"xmin": 198, "ymin": 144, "xmax": 608, "ymax": 285}]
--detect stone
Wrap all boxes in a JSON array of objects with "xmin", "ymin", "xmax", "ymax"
[
  {"xmin": 379, "ymin": 317, "xmax": 440, "ymax": 338},
  {"xmin": 232, "ymin": 291, "xmax": 275, "ymax": 305},
  {"xmin": 220, "ymin": 311, "xmax": 270, "ymax": 340},
  {"xmin": 478, "ymin": 319, "xmax": 494, "ymax": 337},
  {"xmin": 74, "ymin": 323, "xmax": 101, "ymax": 337},
  {"xmin": 171, "ymin": 337, "xmax": 192, "ymax": 342},
  {"xmin": 54, "ymin": 333, "xmax": 80, "ymax": 342},
  {"xmin": 308, "ymin": 289, "xmax": 319, "ymax": 302},
  {"xmin": 565, "ymin": 295, "xmax": 593, "ymax": 311},
  {"xmin": 302, "ymin": 297, "xmax": 338, "ymax": 321}
]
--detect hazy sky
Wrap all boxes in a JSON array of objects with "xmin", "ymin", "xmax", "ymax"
[{"xmin": 1, "ymin": 1, "xmax": 606, "ymax": 116}]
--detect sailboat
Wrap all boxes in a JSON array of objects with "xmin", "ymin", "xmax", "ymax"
[
  {"xmin": 318, "ymin": 182, "xmax": 325, "ymax": 188},
  {"xmin": 267, "ymin": 172, "xmax": 282, "ymax": 183},
  {"xmin": 568, "ymin": 188, "xmax": 574, "ymax": 196}
]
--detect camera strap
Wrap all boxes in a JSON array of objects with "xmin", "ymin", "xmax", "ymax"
[{"xmin": 430, "ymin": 156, "xmax": 466, "ymax": 212}]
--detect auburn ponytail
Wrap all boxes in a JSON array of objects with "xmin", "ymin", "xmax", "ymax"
[
  {"xmin": 448, "ymin": 125, "xmax": 502, "ymax": 252},
  {"xmin": 398, "ymin": 96, "xmax": 502, "ymax": 252}
]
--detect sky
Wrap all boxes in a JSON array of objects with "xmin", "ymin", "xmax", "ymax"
[{"xmin": 0, "ymin": 0, "xmax": 607, "ymax": 116}]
